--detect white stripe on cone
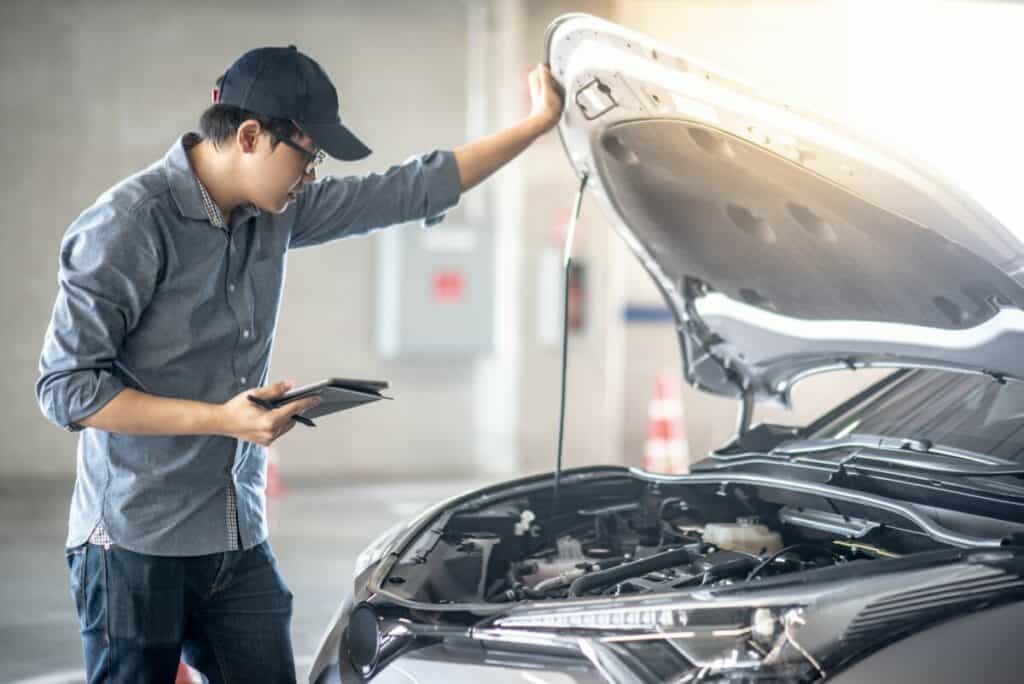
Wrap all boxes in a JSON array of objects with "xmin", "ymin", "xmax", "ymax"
[
  {"xmin": 642, "ymin": 372, "xmax": 689, "ymax": 474},
  {"xmin": 648, "ymin": 398, "xmax": 682, "ymax": 420}
]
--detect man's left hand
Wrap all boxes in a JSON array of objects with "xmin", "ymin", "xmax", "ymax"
[
  {"xmin": 452, "ymin": 63, "xmax": 566, "ymax": 192},
  {"xmin": 527, "ymin": 63, "xmax": 564, "ymax": 134}
]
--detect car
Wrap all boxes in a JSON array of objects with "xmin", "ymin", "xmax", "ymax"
[{"xmin": 308, "ymin": 13, "xmax": 1024, "ymax": 683}]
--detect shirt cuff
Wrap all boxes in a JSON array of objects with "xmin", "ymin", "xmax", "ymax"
[
  {"xmin": 421, "ymin": 150, "xmax": 463, "ymax": 228},
  {"xmin": 63, "ymin": 374, "xmax": 127, "ymax": 432}
]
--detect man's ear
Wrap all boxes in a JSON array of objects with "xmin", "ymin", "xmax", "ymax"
[{"xmin": 236, "ymin": 119, "xmax": 263, "ymax": 154}]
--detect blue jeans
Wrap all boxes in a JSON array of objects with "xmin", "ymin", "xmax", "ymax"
[{"xmin": 65, "ymin": 541, "xmax": 296, "ymax": 683}]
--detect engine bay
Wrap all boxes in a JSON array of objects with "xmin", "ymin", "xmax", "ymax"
[{"xmin": 380, "ymin": 473, "xmax": 953, "ymax": 609}]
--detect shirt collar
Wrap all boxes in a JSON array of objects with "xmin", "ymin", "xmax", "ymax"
[
  {"xmin": 164, "ymin": 133, "xmax": 210, "ymax": 223},
  {"xmin": 164, "ymin": 132, "xmax": 261, "ymax": 227}
]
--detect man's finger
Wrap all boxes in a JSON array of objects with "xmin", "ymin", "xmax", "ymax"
[{"xmin": 288, "ymin": 396, "xmax": 321, "ymax": 416}]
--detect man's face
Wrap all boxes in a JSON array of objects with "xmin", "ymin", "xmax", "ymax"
[{"xmin": 242, "ymin": 129, "xmax": 320, "ymax": 214}]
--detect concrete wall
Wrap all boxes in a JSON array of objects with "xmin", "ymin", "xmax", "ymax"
[{"xmin": 3, "ymin": 0, "xmax": 477, "ymax": 478}]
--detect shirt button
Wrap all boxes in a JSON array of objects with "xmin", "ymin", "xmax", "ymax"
[
  {"xmin": 239, "ymin": 376, "xmax": 247, "ymax": 384},
  {"xmin": 228, "ymin": 283, "xmax": 236, "ymax": 292},
  {"xmin": 243, "ymin": 330, "xmax": 250, "ymax": 339}
]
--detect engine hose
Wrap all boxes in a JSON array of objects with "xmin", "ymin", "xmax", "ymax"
[
  {"xmin": 533, "ymin": 568, "xmax": 586, "ymax": 593},
  {"xmin": 487, "ymin": 582, "xmax": 549, "ymax": 603},
  {"xmin": 567, "ymin": 547, "xmax": 694, "ymax": 598},
  {"xmin": 745, "ymin": 544, "xmax": 839, "ymax": 581}
]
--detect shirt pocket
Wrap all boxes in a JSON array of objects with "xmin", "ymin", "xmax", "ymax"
[{"xmin": 248, "ymin": 257, "xmax": 285, "ymax": 338}]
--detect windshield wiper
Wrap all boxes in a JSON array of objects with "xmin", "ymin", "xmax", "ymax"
[{"xmin": 772, "ymin": 433, "xmax": 1024, "ymax": 477}]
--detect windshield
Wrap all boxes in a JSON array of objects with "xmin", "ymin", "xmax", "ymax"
[{"xmin": 806, "ymin": 369, "xmax": 1024, "ymax": 463}]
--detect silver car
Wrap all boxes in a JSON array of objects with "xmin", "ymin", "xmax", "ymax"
[{"xmin": 310, "ymin": 14, "xmax": 1024, "ymax": 683}]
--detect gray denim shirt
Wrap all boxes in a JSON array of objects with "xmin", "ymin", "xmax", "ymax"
[{"xmin": 36, "ymin": 132, "xmax": 462, "ymax": 556}]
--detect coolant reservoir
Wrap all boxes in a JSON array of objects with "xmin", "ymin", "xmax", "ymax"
[{"xmin": 703, "ymin": 520, "xmax": 783, "ymax": 555}]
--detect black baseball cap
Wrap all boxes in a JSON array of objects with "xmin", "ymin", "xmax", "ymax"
[{"xmin": 214, "ymin": 45, "xmax": 372, "ymax": 161}]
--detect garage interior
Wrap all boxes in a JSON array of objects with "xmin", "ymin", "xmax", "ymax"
[{"xmin": 3, "ymin": 1, "xmax": 1023, "ymax": 681}]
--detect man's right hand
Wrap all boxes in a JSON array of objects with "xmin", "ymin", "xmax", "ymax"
[{"xmin": 216, "ymin": 381, "xmax": 321, "ymax": 446}]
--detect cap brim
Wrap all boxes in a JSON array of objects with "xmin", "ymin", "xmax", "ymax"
[{"xmin": 303, "ymin": 121, "xmax": 372, "ymax": 161}]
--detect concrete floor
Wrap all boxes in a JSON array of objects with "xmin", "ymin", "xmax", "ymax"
[{"xmin": 0, "ymin": 476, "xmax": 487, "ymax": 683}]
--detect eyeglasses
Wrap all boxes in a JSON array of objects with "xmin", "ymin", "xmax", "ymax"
[{"xmin": 273, "ymin": 133, "xmax": 326, "ymax": 175}]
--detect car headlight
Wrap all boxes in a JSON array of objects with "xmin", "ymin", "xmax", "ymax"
[
  {"xmin": 353, "ymin": 521, "xmax": 407, "ymax": 578},
  {"xmin": 483, "ymin": 601, "xmax": 824, "ymax": 681}
]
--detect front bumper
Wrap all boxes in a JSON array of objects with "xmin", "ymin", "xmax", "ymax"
[{"xmin": 308, "ymin": 594, "xmax": 353, "ymax": 683}]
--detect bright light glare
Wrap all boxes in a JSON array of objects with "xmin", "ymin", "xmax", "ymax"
[{"xmin": 844, "ymin": 0, "xmax": 1024, "ymax": 243}]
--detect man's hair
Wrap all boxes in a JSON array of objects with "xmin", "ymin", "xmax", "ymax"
[{"xmin": 198, "ymin": 103, "xmax": 301, "ymax": 150}]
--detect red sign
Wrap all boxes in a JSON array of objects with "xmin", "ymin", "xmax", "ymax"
[{"xmin": 432, "ymin": 270, "xmax": 464, "ymax": 303}]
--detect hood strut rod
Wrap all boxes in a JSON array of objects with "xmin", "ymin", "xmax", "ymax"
[
  {"xmin": 551, "ymin": 172, "xmax": 589, "ymax": 537},
  {"xmin": 735, "ymin": 379, "xmax": 754, "ymax": 442}
]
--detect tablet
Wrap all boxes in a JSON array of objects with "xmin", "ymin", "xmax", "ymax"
[
  {"xmin": 271, "ymin": 378, "xmax": 391, "ymax": 420},
  {"xmin": 277, "ymin": 377, "xmax": 389, "ymax": 402}
]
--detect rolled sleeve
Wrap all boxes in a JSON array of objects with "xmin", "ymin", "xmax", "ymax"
[
  {"xmin": 289, "ymin": 149, "xmax": 462, "ymax": 248},
  {"xmin": 36, "ymin": 202, "xmax": 158, "ymax": 430}
]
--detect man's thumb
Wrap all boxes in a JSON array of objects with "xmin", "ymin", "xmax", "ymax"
[{"xmin": 251, "ymin": 380, "xmax": 293, "ymax": 398}]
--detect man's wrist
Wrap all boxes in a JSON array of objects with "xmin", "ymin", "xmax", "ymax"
[
  {"xmin": 195, "ymin": 401, "xmax": 227, "ymax": 436},
  {"xmin": 522, "ymin": 112, "xmax": 558, "ymax": 140}
]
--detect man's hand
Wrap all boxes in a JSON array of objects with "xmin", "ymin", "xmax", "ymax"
[
  {"xmin": 452, "ymin": 63, "xmax": 566, "ymax": 192},
  {"xmin": 216, "ymin": 381, "xmax": 321, "ymax": 447},
  {"xmin": 527, "ymin": 63, "xmax": 565, "ymax": 134}
]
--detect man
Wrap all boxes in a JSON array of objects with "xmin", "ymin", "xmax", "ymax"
[{"xmin": 36, "ymin": 45, "xmax": 563, "ymax": 683}]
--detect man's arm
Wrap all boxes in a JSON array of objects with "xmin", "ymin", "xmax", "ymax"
[
  {"xmin": 79, "ymin": 382, "xmax": 320, "ymax": 447},
  {"xmin": 36, "ymin": 203, "xmax": 318, "ymax": 447},
  {"xmin": 288, "ymin": 150, "xmax": 462, "ymax": 248},
  {"xmin": 287, "ymin": 64, "xmax": 565, "ymax": 249},
  {"xmin": 71, "ymin": 68, "xmax": 563, "ymax": 440},
  {"xmin": 36, "ymin": 202, "xmax": 157, "ymax": 432},
  {"xmin": 453, "ymin": 64, "xmax": 563, "ymax": 192}
]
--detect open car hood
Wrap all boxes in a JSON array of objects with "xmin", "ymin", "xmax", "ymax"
[{"xmin": 547, "ymin": 14, "xmax": 1024, "ymax": 406}]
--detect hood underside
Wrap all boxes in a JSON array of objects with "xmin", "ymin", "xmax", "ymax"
[{"xmin": 547, "ymin": 14, "xmax": 1024, "ymax": 405}]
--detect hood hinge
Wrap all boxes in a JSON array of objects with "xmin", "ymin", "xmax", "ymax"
[{"xmin": 680, "ymin": 279, "xmax": 755, "ymax": 443}]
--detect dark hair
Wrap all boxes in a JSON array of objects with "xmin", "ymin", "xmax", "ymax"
[{"xmin": 198, "ymin": 103, "xmax": 300, "ymax": 150}]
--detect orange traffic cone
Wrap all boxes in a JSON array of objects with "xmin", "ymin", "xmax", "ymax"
[
  {"xmin": 266, "ymin": 446, "xmax": 287, "ymax": 498},
  {"xmin": 642, "ymin": 372, "xmax": 689, "ymax": 474},
  {"xmin": 175, "ymin": 661, "xmax": 202, "ymax": 684}
]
